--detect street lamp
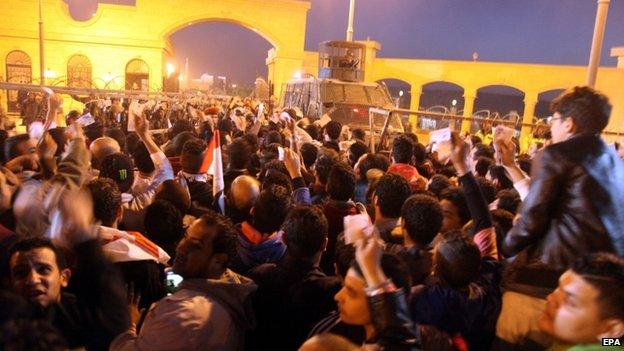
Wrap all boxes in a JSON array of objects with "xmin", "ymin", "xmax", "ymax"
[{"xmin": 451, "ymin": 99, "xmax": 457, "ymax": 106}]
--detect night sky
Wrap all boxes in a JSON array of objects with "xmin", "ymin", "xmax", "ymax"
[{"xmin": 65, "ymin": 0, "xmax": 624, "ymax": 85}]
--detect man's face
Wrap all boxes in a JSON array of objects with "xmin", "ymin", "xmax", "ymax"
[
  {"xmin": 17, "ymin": 139, "xmax": 37, "ymax": 156},
  {"xmin": 10, "ymin": 248, "xmax": 69, "ymax": 308},
  {"xmin": 550, "ymin": 112, "xmax": 572, "ymax": 144},
  {"xmin": 539, "ymin": 270, "xmax": 612, "ymax": 344},
  {"xmin": 334, "ymin": 268, "xmax": 371, "ymax": 326},
  {"xmin": 440, "ymin": 199, "xmax": 462, "ymax": 233},
  {"xmin": 173, "ymin": 219, "xmax": 216, "ymax": 279}
]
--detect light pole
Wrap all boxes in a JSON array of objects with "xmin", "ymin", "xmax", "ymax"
[
  {"xmin": 587, "ymin": 0, "xmax": 610, "ymax": 87},
  {"xmin": 346, "ymin": 0, "xmax": 355, "ymax": 41},
  {"xmin": 38, "ymin": 0, "xmax": 45, "ymax": 86}
]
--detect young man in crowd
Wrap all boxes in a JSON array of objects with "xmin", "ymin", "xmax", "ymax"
[
  {"xmin": 111, "ymin": 212, "xmax": 257, "ymax": 351},
  {"xmin": 371, "ymin": 173, "xmax": 412, "ymax": 244},
  {"xmin": 7, "ymin": 190, "xmax": 130, "ymax": 350},
  {"xmin": 498, "ymin": 87, "xmax": 624, "ymax": 347},
  {"xmin": 388, "ymin": 134, "xmax": 427, "ymax": 191},
  {"xmin": 538, "ymin": 253, "xmax": 624, "ymax": 351},
  {"xmin": 247, "ymin": 206, "xmax": 341, "ymax": 351}
]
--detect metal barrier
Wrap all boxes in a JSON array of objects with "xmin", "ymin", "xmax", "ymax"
[{"xmin": 392, "ymin": 107, "xmax": 624, "ymax": 138}]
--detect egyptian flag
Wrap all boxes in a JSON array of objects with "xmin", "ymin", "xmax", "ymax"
[{"xmin": 200, "ymin": 130, "xmax": 225, "ymax": 214}]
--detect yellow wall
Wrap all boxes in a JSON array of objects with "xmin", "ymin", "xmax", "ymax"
[
  {"xmin": 302, "ymin": 41, "xmax": 624, "ymax": 134},
  {"xmin": 1, "ymin": 1, "xmax": 621, "ymax": 134},
  {"xmin": 0, "ymin": 0, "xmax": 310, "ymax": 109}
]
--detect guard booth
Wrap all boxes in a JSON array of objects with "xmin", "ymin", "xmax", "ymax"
[{"xmin": 318, "ymin": 41, "xmax": 365, "ymax": 82}]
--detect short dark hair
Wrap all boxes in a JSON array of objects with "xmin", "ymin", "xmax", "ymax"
[
  {"xmin": 434, "ymin": 230, "xmax": 481, "ymax": 288},
  {"xmin": 325, "ymin": 121, "xmax": 342, "ymax": 140},
  {"xmin": 517, "ymin": 154, "xmax": 532, "ymax": 175},
  {"xmin": 402, "ymin": 194, "xmax": 443, "ymax": 247},
  {"xmin": 334, "ymin": 238, "xmax": 355, "ymax": 278},
  {"xmin": 475, "ymin": 176, "xmax": 497, "ymax": 204},
  {"xmin": 327, "ymin": 162, "xmax": 355, "ymax": 201},
  {"xmin": 315, "ymin": 154, "xmax": 338, "ymax": 185},
  {"xmin": 181, "ymin": 138, "xmax": 206, "ymax": 174},
  {"xmin": 4, "ymin": 134, "xmax": 31, "ymax": 161},
  {"xmin": 252, "ymin": 185, "xmax": 291, "ymax": 234},
  {"xmin": 490, "ymin": 209, "xmax": 514, "ymax": 256},
  {"xmin": 351, "ymin": 128, "xmax": 366, "ymax": 141},
  {"xmin": 570, "ymin": 253, "xmax": 624, "ymax": 320},
  {"xmin": 217, "ymin": 118, "xmax": 234, "ymax": 135},
  {"xmin": 322, "ymin": 140, "xmax": 340, "ymax": 153},
  {"xmin": 305, "ymin": 124, "xmax": 319, "ymax": 141},
  {"xmin": 353, "ymin": 253, "xmax": 411, "ymax": 292},
  {"xmin": 392, "ymin": 135, "xmax": 414, "ymax": 164},
  {"xmin": 472, "ymin": 143, "xmax": 494, "ymax": 160},
  {"xmin": 475, "ymin": 157, "xmax": 494, "ymax": 178},
  {"xmin": 374, "ymin": 174, "xmax": 411, "ymax": 218},
  {"xmin": 261, "ymin": 171, "xmax": 292, "ymax": 193},
  {"xmin": 496, "ymin": 189, "xmax": 521, "ymax": 214},
  {"xmin": 348, "ymin": 140, "xmax": 369, "ymax": 166},
  {"xmin": 228, "ymin": 138, "xmax": 250, "ymax": 170},
  {"xmin": 488, "ymin": 165, "xmax": 514, "ymax": 190},
  {"xmin": 144, "ymin": 200, "xmax": 184, "ymax": 257},
  {"xmin": 87, "ymin": 178, "xmax": 121, "ymax": 227},
  {"xmin": 413, "ymin": 142, "xmax": 427, "ymax": 164},
  {"xmin": 105, "ymin": 129, "xmax": 126, "ymax": 153},
  {"xmin": 357, "ymin": 153, "xmax": 390, "ymax": 182},
  {"xmin": 439, "ymin": 187, "xmax": 471, "ymax": 226},
  {"xmin": 427, "ymin": 174, "xmax": 451, "ymax": 199},
  {"xmin": 8, "ymin": 237, "xmax": 67, "ymax": 271},
  {"xmin": 198, "ymin": 211, "xmax": 238, "ymax": 262},
  {"xmin": 263, "ymin": 131, "xmax": 283, "ymax": 148},
  {"xmin": 132, "ymin": 142, "xmax": 155, "ymax": 174},
  {"xmin": 155, "ymin": 180, "xmax": 192, "ymax": 214},
  {"xmin": 282, "ymin": 206, "xmax": 328, "ymax": 258},
  {"xmin": 165, "ymin": 131, "xmax": 197, "ymax": 157},
  {"xmin": 300, "ymin": 143, "xmax": 319, "ymax": 169},
  {"xmin": 99, "ymin": 153, "xmax": 135, "ymax": 193},
  {"xmin": 550, "ymin": 86, "xmax": 611, "ymax": 134}
]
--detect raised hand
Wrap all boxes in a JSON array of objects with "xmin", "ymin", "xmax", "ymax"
[
  {"xmin": 354, "ymin": 236, "xmax": 387, "ymax": 288},
  {"xmin": 494, "ymin": 138, "xmax": 516, "ymax": 167},
  {"xmin": 283, "ymin": 147, "xmax": 302, "ymax": 179},
  {"xmin": 449, "ymin": 131, "xmax": 470, "ymax": 176}
]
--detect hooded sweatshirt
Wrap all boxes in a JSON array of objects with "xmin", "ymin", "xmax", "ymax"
[
  {"xmin": 110, "ymin": 269, "xmax": 257, "ymax": 351},
  {"xmin": 232, "ymin": 221, "xmax": 287, "ymax": 273}
]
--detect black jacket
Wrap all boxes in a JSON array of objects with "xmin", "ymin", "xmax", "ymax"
[
  {"xmin": 245, "ymin": 256, "xmax": 341, "ymax": 351},
  {"xmin": 367, "ymin": 289, "xmax": 421, "ymax": 351},
  {"xmin": 45, "ymin": 240, "xmax": 130, "ymax": 350},
  {"xmin": 503, "ymin": 134, "xmax": 624, "ymax": 298}
]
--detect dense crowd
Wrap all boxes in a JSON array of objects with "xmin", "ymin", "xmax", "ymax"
[{"xmin": 0, "ymin": 85, "xmax": 622, "ymax": 351}]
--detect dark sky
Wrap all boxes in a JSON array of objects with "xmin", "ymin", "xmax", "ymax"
[{"xmin": 66, "ymin": 0, "xmax": 624, "ymax": 85}]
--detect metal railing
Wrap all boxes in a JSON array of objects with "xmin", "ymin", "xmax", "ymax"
[{"xmin": 392, "ymin": 107, "xmax": 624, "ymax": 138}]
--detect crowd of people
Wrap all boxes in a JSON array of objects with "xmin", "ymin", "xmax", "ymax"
[{"xmin": 0, "ymin": 84, "xmax": 622, "ymax": 351}]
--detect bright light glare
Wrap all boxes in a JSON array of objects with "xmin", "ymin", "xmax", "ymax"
[
  {"xmin": 44, "ymin": 69, "xmax": 57, "ymax": 79},
  {"xmin": 451, "ymin": 99, "xmax": 458, "ymax": 106},
  {"xmin": 166, "ymin": 63, "xmax": 175, "ymax": 77},
  {"xmin": 293, "ymin": 71, "xmax": 302, "ymax": 79},
  {"xmin": 399, "ymin": 90, "xmax": 404, "ymax": 97}
]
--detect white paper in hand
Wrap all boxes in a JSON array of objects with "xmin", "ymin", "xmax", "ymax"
[
  {"xmin": 430, "ymin": 128, "xmax": 452, "ymax": 162},
  {"xmin": 494, "ymin": 125, "xmax": 515, "ymax": 144},
  {"xmin": 344, "ymin": 213, "xmax": 374, "ymax": 244},
  {"xmin": 127, "ymin": 100, "xmax": 142, "ymax": 132}
]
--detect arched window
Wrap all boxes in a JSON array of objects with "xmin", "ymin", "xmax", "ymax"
[
  {"xmin": 67, "ymin": 54, "xmax": 92, "ymax": 88},
  {"xmin": 125, "ymin": 59, "xmax": 149, "ymax": 91},
  {"xmin": 6, "ymin": 50, "xmax": 32, "ymax": 112}
]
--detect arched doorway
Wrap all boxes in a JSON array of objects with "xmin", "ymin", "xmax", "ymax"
[
  {"xmin": 6, "ymin": 50, "xmax": 32, "ymax": 112},
  {"xmin": 125, "ymin": 59, "xmax": 149, "ymax": 91},
  {"xmin": 168, "ymin": 21, "xmax": 273, "ymax": 96},
  {"xmin": 376, "ymin": 79, "xmax": 411, "ymax": 109},
  {"xmin": 421, "ymin": 81, "xmax": 465, "ymax": 112},
  {"xmin": 536, "ymin": 89, "xmax": 565, "ymax": 118},
  {"xmin": 67, "ymin": 54, "xmax": 92, "ymax": 88}
]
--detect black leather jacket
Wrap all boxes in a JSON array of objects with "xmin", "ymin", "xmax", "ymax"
[
  {"xmin": 503, "ymin": 134, "xmax": 624, "ymax": 298},
  {"xmin": 368, "ymin": 289, "xmax": 421, "ymax": 351}
]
